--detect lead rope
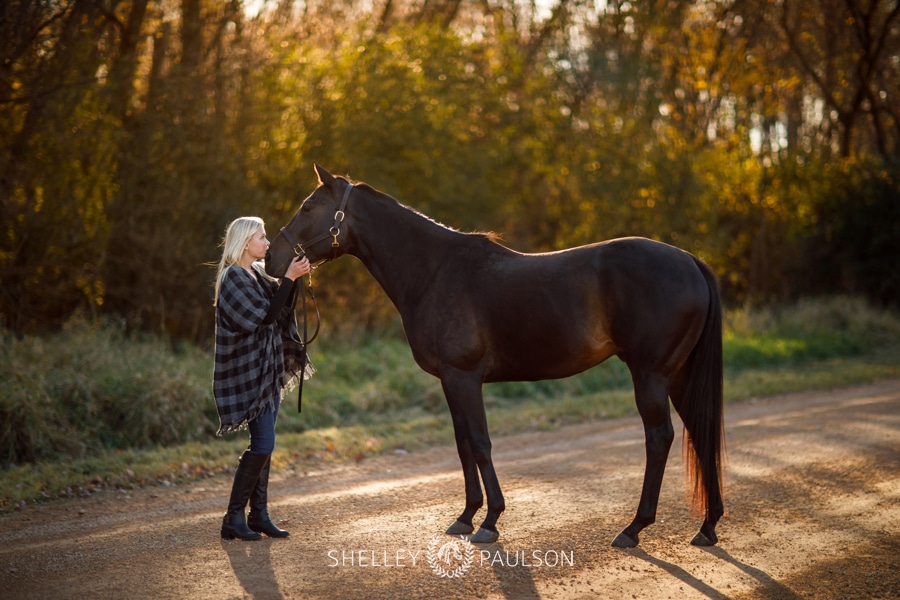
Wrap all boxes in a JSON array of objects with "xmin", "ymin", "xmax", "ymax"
[
  {"xmin": 292, "ymin": 271, "xmax": 322, "ymax": 412},
  {"xmin": 298, "ymin": 276, "xmax": 306, "ymax": 413}
]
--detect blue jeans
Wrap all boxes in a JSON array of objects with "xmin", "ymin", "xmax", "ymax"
[{"xmin": 248, "ymin": 400, "xmax": 279, "ymax": 455}]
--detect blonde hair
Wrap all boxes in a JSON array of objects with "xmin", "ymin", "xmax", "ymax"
[{"xmin": 214, "ymin": 216, "xmax": 271, "ymax": 306}]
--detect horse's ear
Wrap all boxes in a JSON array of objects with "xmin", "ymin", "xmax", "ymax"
[{"xmin": 314, "ymin": 163, "xmax": 335, "ymax": 186}]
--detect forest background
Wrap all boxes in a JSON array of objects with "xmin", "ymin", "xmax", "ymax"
[
  {"xmin": 3, "ymin": 0, "xmax": 900, "ymax": 500},
  {"xmin": 2, "ymin": 0, "xmax": 899, "ymax": 342}
]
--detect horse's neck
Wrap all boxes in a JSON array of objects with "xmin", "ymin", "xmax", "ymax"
[{"xmin": 348, "ymin": 193, "xmax": 460, "ymax": 311}]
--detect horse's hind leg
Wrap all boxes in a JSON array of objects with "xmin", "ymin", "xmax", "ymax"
[
  {"xmin": 441, "ymin": 370, "xmax": 504, "ymax": 544},
  {"xmin": 693, "ymin": 479, "xmax": 723, "ymax": 546},
  {"xmin": 612, "ymin": 372, "xmax": 674, "ymax": 548},
  {"xmin": 669, "ymin": 376, "xmax": 724, "ymax": 547}
]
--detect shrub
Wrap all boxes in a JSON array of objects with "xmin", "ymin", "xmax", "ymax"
[{"xmin": 0, "ymin": 320, "xmax": 217, "ymax": 464}]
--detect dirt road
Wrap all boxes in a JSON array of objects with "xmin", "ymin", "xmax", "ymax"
[{"xmin": 1, "ymin": 380, "xmax": 898, "ymax": 599}]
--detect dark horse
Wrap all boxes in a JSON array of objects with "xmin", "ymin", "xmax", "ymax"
[{"xmin": 266, "ymin": 164, "xmax": 724, "ymax": 548}]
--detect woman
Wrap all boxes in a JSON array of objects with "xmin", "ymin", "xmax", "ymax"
[{"xmin": 213, "ymin": 216, "xmax": 313, "ymax": 540}]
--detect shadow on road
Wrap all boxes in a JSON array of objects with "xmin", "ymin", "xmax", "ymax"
[
  {"xmin": 484, "ymin": 542, "xmax": 542, "ymax": 600},
  {"xmin": 628, "ymin": 548, "xmax": 725, "ymax": 598},
  {"xmin": 701, "ymin": 546, "xmax": 804, "ymax": 599},
  {"xmin": 222, "ymin": 539, "xmax": 285, "ymax": 600},
  {"xmin": 627, "ymin": 546, "xmax": 804, "ymax": 599}
]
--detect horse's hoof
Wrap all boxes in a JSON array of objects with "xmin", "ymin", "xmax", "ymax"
[
  {"xmin": 690, "ymin": 531, "xmax": 717, "ymax": 546},
  {"xmin": 470, "ymin": 527, "xmax": 499, "ymax": 544},
  {"xmin": 445, "ymin": 520, "xmax": 475, "ymax": 536},
  {"xmin": 611, "ymin": 532, "xmax": 638, "ymax": 548}
]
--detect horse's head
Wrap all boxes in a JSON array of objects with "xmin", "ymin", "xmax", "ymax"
[{"xmin": 265, "ymin": 163, "xmax": 354, "ymax": 278}]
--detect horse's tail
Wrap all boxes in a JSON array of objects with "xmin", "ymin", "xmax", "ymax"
[{"xmin": 678, "ymin": 258, "xmax": 725, "ymax": 519}]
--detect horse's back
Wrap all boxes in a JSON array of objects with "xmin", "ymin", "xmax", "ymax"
[
  {"xmin": 482, "ymin": 236, "xmax": 708, "ymax": 315},
  {"xmin": 453, "ymin": 237, "xmax": 712, "ymax": 381}
]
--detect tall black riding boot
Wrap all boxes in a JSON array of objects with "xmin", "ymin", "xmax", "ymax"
[
  {"xmin": 247, "ymin": 455, "xmax": 290, "ymax": 538},
  {"xmin": 221, "ymin": 451, "xmax": 270, "ymax": 540}
]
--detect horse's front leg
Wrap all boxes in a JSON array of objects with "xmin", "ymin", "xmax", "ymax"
[
  {"xmin": 444, "ymin": 405, "xmax": 482, "ymax": 536},
  {"xmin": 441, "ymin": 370, "xmax": 504, "ymax": 544}
]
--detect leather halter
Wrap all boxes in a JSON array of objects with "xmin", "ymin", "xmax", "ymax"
[{"xmin": 278, "ymin": 183, "xmax": 354, "ymax": 263}]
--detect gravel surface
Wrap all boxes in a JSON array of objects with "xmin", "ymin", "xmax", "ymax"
[{"xmin": 1, "ymin": 380, "xmax": 898, "ymax": 599}]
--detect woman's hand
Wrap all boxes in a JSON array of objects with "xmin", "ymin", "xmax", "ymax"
[{"xmin": 284, "ymin": 255, "xmax": 311, "ymax": 281}]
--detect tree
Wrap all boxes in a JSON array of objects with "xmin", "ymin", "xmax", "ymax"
[
  {"xmin": 2, "ymin": 0, "xmax": 898, "ymax": 339},
  {"xmin": 778, "ymin": 0, "xmax": 900, "ymax": 158},
  {"xmin": 0, "ymin": 0, "xmax": 121, "ymax": 334}
]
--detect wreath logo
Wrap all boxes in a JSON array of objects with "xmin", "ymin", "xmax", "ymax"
[{"xmin": 426, "ymin": 535, "xmax": 475, "ymax": 579}]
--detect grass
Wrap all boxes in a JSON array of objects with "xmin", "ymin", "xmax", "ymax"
[{"xmin": 1, "ymin": 296, "xmax": 899, "ymax": 510}]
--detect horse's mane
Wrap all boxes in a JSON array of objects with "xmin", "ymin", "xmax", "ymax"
[{"xmin": 347, "ymin": 179, "xmax": 505, "ymax": 245}]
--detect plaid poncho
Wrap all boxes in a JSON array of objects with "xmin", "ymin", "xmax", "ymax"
[{"xmin": 213, "ymin": 263, "xmax": 312, "ymax": 435}]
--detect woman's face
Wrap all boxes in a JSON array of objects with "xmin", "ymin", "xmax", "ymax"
[{"xmin": 244, "ymin": 226, "xmax": 270, "ymax": 262}]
